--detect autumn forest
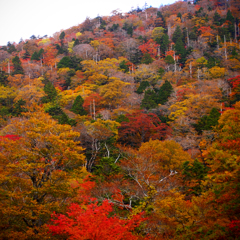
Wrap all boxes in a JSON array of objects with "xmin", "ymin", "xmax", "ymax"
[{"xmin": 0, "ymin": 0, "xmax": 240, "ymax": 239}]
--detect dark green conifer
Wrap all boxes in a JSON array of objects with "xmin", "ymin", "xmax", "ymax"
[
  {"xmin": 59, "ymin": 31, "xmax": 65, "ymax": 40},
  {"xmin": 31, "ymin": 51, "xmax": 39, "ymax": 61},
  {"xmin": 156, "ymin": 80, "xmax": 173, "ymax": 105},
  {"xmin": 41, "ymin": 79, "xmax": 58, "ymax": 103},
  {"xmin": 172, "ymin": 25, "xmax": 183, "ymax": 43},
  {"xmin": 12, "ymin": 56, "xmax": 24, "ymax": 75},
  {"xmin": 141, "ymin": 53, "xmax": 153, "ymax": 64},
  {"xmin": 136, "ymin": 81, "xmax": 150, "ymax": 94},
  {"xmin": 70, "ymin": 95, "xmax": 87, "ymax": 115},
  {"xmin": 141, "ymin": 89, "xmax": 158, "ymax": 110},
  {"xmin": 0, "ymin": 71, "xmax": 8, "ymax": 86},
  {"xmin": 193, "ymin": 107, "xmax": 221, "ymax": 134},
  {"xmin": 11, "ymin": 99, "xmax": 27, "ymax": 116}
]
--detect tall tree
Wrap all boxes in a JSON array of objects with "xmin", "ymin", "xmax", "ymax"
[
  {"xmin": 12, "ymin": 56, "xmax": 24, "ymax": 75},
  {"xmin": 0, "ymin": 110, "xmax": 85, "ymax": 239},
  {"xmin": 41, "ymin": 77, "xmax": 58, "ymax": 103},
  {"xmin": 172, "ymin": 25, "xmax": 183, "ymax": 43},
  {"xmin": 118, "ymin": 111, "xmax": 171, "ymax": 147},
  {"xmin": 71, "ymin": 95, "xmax": 87, "ymax": 115},
  {"xmin": 156, "ymin": 80, "xmax": 173, "ymax": 105}
]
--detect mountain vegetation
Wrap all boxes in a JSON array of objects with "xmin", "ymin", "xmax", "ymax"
[{"xmin": 0, "ymin": 0, "xmax": 240, "ymax": 239}]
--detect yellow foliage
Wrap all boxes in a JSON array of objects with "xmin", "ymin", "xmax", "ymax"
[
  {"xmin": 169, "ymin": 100, "xmax": 189, "ymax": 121},
  {"xmin": 138, "ymin": 139, "xmax": 192, "ymax": 171},
  {"xmin": 68, "ymin": 41, "xmax": 75, "ymax": 53},
  {"xmin": 100, "ymin": 79, "xmax": 130, "ymax": 108},
  {"xmin": 0, "ymin": 85, "xmax": 17, "ymax": 103},
  {"xmin": 151, "ymin": 27, "xmax": 165, "ymax": 39},
  {"xmin": 209, "ymin": 66, "xmax": 226, "ymax": 79},
  {"xmin": 57, "ymin": 67, "xmax": 71, "ymax": 75},
  {"xmin": 85, "ymin": 118, "xmax": 120, "ymax": 140},
  {"xmin": 90, "ymin": 40, "xmax": 100, "ymax": 50},
  {"xmin": 58, "ymin": 89, "xmax": 82, "ymax": 107},
  {"xmin": 76, "ymin": 32, "xmax": 82, "ymax": 37},
  {"xmin": 88, "ymin": 73, "xmax": 109, "ymax": 85},
  {"xmin": 14, "ymin": 84, "xmax": 44, "ymax": 105},
  {"xmin": 37, "ymin": 38, "xmax": 51, "ymax": 46}
]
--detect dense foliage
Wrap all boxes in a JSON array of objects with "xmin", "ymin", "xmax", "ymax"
[{"xmin": 0, "ymin": 0, "xmax": 240, "ymax": 239}]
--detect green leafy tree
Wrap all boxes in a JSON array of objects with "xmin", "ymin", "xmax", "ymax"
[
  {"xmin": 182, "ymin": 159, "xmax": 208, "ymax": 196},
  {"xmin": 156, "ymin": 80, "xmax": 173, "ymax": 104},
  {"xmin": 116, "ymin": 114, "xmax": 129, "ymax": 123},
  {"xmin": 41, "ymin": 79, "xmax": 58, "ymax": 103},
  {"xmin": 226, "ymin": 10, "xmax": 234, "ymax": 24},
  {"xmin": 193, "ymin": 107, "xmax": 221, "ymax": 134},
  {"xmin": 7, "ymin": 42, "xmax": 17, "ymax": 54},
  {"xmin": 122, "ymin": 22, "xmax": 133, "ymax": 37},
  {"xmin": 141, "ymin": 89, "xmax": 158, "ymax": 110},
  {"xmin": 31, "ymin": 51, "xmax": 39, "ymax": 60},
  {"xmin": 136, "ymin": 81, "xmax": 150, "ymax": 94},
  {"xmin": 155, "ymin": 34, "xmax": 169, "ymax": 55},
  {"xmin": 11, "ymin": 99, "xmax": 27, "ymax": 117},
  {"xmin": 213, "ymin": 11, "xmax": 222, "ymax": 26},
  {"xmin": 119, "ymin": 60, "xmax": 129, "ymax": 73},
  {"xmin": 57, "ymin": 56, "xmax": 82, "ymax": 71},
  {"xmin": 172, "ymin": 25, "xmax": 183, "ymax": 43},
  {"xmin": 0, "ymin": 71, "xmax": 8, "ymax": 86},
  {"xmin": 164, "ymin": 55, "xmax": 174, "ymax": 65},
  {"xmin": 12, "ymin": 56, "xmax": 24, "ymax": 75},
  {"xmin": 46, "ymin": 105, "xmax": 76, "ymax": 126},
  {"xmin": 73, "ymin": 38, "xmax": 80, "ymax": 47},
  {"xmin": 93, "ymin": 157, "xmax": 120, "ymax": 179},
  {"xmin": 70, "ymin": 95, "xmax": 87, "ymax": 115},
  {"xmin": 189, "ymin": 31, "xmax": 198, "ymax": 41},
  {"xmin": 174, "ymin": 38, "xmax": 187, "ymax": 64},
  {"xmin": 141, "ymin": 53, "xmax": 153, "ymax": 64},
  {"xmin": 59, "ymin": 31, "xmax": 65, "ymax": 40}
]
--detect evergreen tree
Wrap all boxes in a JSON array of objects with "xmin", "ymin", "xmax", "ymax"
[
  {"xmin": 157, "ymin": 11, "xmax": 163, "ymax": 18},
  {"xmin": 189, "ymin": 31, "xmax": 198, "ymax": 41},
  {"xmin": 193, "ymin": 107, "xmax": 221, "ymax": 134},
  {"xmin": 73, "ymin": 39, "xmax": 80, "ymax": 47},
  {"xmin": 93, "ymin": 157, "xmax": 120, "ymax": 179},
  {"xmin": 155, "ymin": 34, "xmax": 169, "ymax": 55},
  {"xmin": 59, "ymin": 31, "xmax": 65, "ymax": 40},
  {"xmin": 31, "ymin": 51, "xmax": 39, "ymax": 61},
  {"xmin": 70, "ymin": 95, "xmax": 87, "ymax": 115},
  {"xmin": 46, "ymin": 105, "xmax": 76, "ymax": 126},
  {"xmin": 156, "ymin": 80, "xmax": 173, "ymax": 104},
  {"xmin": 141, "ymin": 53, "xmax": 153, "ymax": 64},
  {"xmin": 12, "ymin": 56, "xmax": 24, "ymax": 75},
  {"xmin": 141, "ymin": 89, "xmax": 158, "ymax": 110},
  {"xmin": 226, "ymin": 10, "xmax": 234, "ymax": 24},
  {"xmin": 0, "ymin": 71, "xmax": 8, "ymax": 86},
  {"xmin": 172, "ymin": 25, "xmax": 183, "ymax": 43},
  {"xmin": 119, "ymin": 60, "xmax": 129, "ymax": 73},
  {"xmin": 174, "ymin": 38, "xmax": 187, "ymax": 64},
  {"xmin": 182, "ymin": 159, "xmax": 208, "ymax": 196},
  {"xmin": 116, "ymin": 114, "xmax": 129, "ymax": 123},
  {"xmin": 158, "ymin": 67, "xmax": 165, "ymax": 78},
  {"xmin": 41, "ymin": 79, "xmax": 58, "ymax": 103},
  {"xmin": 213, "ymin": 11, "xmax": 222, "ymax": 26},
  {"xmin": 164, "ymin": 55, "xmax": 174, "ymax": 65},
  {"xmin": 136, "ymin": 81, "xmax": 150, "ymax": 94},
  {"xmin": 22, "ymin": 50, "xmax": 31, "ymax": 59},
  {"xmin": 57, "ymin": 56, "xmax": 82, "ymax": 70},
  {"xmin": 11, "ymin": 99, "xmax": 27, "ymax": 116},
  {"xmin": 7, "ymin": 42, "xmax": 16, "ymax": 54},
  {"xmin": 130, "ymin": 48, "xmax": 142, "ymax": 65}
]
